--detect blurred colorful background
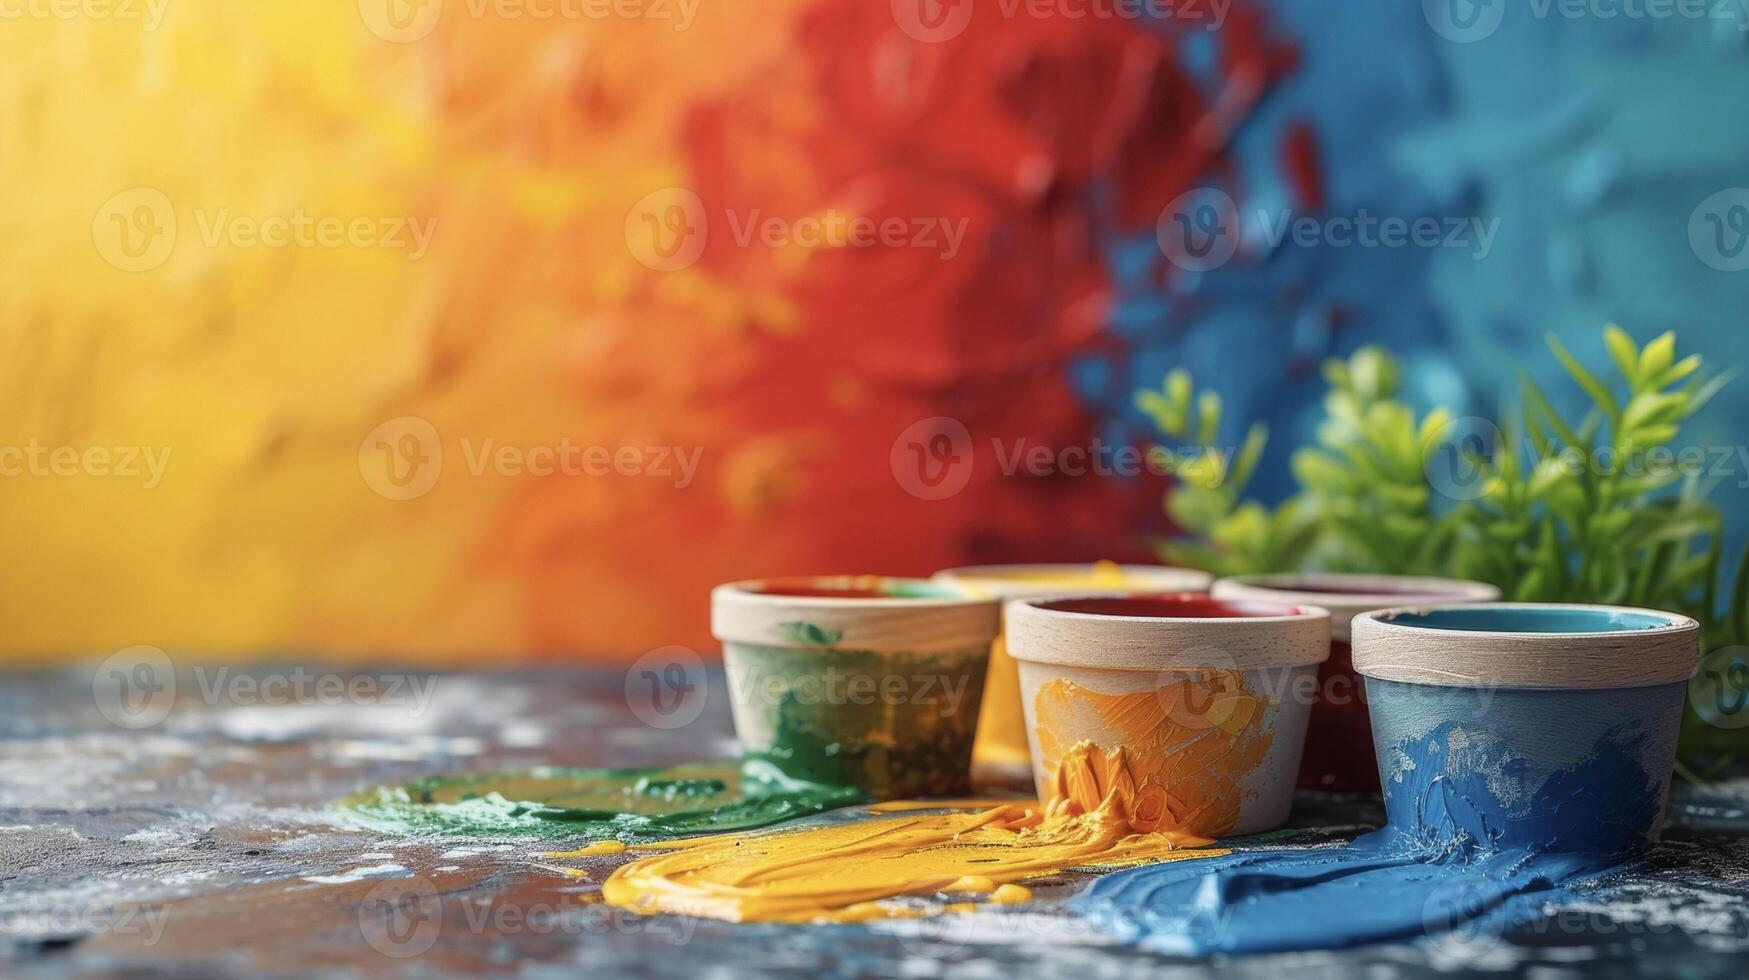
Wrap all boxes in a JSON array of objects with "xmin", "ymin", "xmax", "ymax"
[{"xmin": 4, "ymin": 0, "xmax": 1748, "ymax": 662}]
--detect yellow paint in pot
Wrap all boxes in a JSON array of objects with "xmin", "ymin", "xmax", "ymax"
[
  {"xmin": 932, "ymin": 562, "xmax": 1210, "ymax": 773},
  {"xmin": 1033, "ymin": 676, "xmax": 1273, "ymax": 838},
  {"xmin": 598, "ymin": 741, "xmax": 1230, "ymax": 924}
]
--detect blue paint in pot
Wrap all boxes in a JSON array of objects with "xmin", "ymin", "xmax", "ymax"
[
  {"xmin": 1074, "ymin": 680, "xmax": 1687, "ymax": 955},
  {"xmin": 1379, "ymin": 606, "xmax": 1674, "ymax": 634}
]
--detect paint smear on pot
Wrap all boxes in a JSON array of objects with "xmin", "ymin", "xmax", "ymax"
[
  {"xmin": 1075, "ymin": 717, "xmax": 1668, "ymax": 955},
  {"xmin": 338, "ymin": 760, "xmax": 860, "ymax": 841},
  {"xmin": 597, "ymin": 742, "xmax": 1230, "ymax": 923},
  {"xmin": 1033, "ymin": 676, "xmax": 1272, "ymax": 838},
  {"xmin": 952, "ymin": 562, "xmax": 1156, "ymax": 772}
]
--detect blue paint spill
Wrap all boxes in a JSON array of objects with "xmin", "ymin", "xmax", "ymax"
[{"xmin": 1074, "ymin": 680, "xmax": 1684, "ymax": 955}]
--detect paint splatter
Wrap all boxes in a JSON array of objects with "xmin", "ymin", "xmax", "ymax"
[
  {"xmin": 337, "ymin": 760, "xmax": 860, "ymax": 841},
  {"xmin": 596, "ymin": 742, "xmax": 1229, "ymax": 924},
  {"xmin": 1075, "ymin": 716, "xmax": 1669, "ymax": 955},
  {"xmin": 1033, "ymin": 675, "xmax": 1273, "ymax": 837}
]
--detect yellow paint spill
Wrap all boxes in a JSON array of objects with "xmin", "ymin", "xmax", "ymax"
[
  {"xmin": 547, "ymin": 840, "xmax": 629, "ymax": 857},
  {"xmin": 865, "ymin": 798, "xmax": 1023, "ymax": 814},
  {"xmin": 598, "ymin": 742, "xmax": 1230, "ymax": 924}
]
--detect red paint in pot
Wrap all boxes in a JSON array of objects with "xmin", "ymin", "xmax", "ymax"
[
  {"xmin": 1226, "ymin": 580, "xmax": 1491, "ymax": 794},
  {"xmin": 746, "ymin": 578, "xmax": 947, "ymax": 600},
  {"xmin": 1238, "ymin": 581, "xmax": 1473, "ymax": 599},
  {"xmin": 1300, "ymin": 640, "xmax": 1378, "ymax": 793},
  {"xmin": 753, "ymin": 586, "xmax": 895, "ymax": 598},
  {"xmin": 1040, "ymin": 593, "xmax": 1309, "ymax": 619}
]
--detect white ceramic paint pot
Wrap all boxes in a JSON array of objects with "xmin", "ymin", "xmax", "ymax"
[
  {"xmin": 711, "ymin": 575, "xmax": 1000, "ymax": 799},
  {"xmin": 931, "ymin": 563, "xmax": 1213, "ymax": 775},
  {"xmin": 1006, "ymin": 593, "xmax": 1329, "ymax": 837},
  {"xmin": 1353, "ymin": 603, "xmax": 1700, "ymax": 855}
]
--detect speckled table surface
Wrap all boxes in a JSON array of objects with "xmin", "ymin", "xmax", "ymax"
[{"xmin": 3, "ymin": 665, "xmax": 1748, "ymax": 979}]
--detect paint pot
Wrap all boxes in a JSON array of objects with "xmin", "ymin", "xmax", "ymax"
[
  {"xmin": 1074, "ymin": 604, "xmax": 1702, "ymax": 955},
  {"xmin": 712, "ymin": 576, "xmax": 1000, "ymax": 799},
  {"xmin": 1005, "ymin": 594, "xmax": 1329, "ymax": 836},
  {"xmin": 931, "ymin": 563, "xmax": 1213, "ymax": 776},
  {"xmin": 1354, "ymin": 603, "xmax": 1701, "ymax": 856},
  {"xmin": 1211, "ymin": 574, "xmax": 1499, "ymax": 792}
]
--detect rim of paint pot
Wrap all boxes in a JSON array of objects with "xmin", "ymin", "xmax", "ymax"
[
  {"xmin": 712, "ymin": 576, "xmax": 1001, "ymax": 653},
  {"xmin": 1353, "ymin": 602, "xmax": 1701, "ymax": 689},
  {"xmin": 1005, "ymin": 591, "xmax": 1331, "ymax": 671},
  {"xmin": 1212, "ymin": 573, "xmax": 1501, "ymax": 643},
  {"xmin": 932, "ymin": 563, "xmax": 1213, "ymax": 600}
]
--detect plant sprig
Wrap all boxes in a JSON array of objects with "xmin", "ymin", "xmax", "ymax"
[{"xmin": 1137, "ymin": 325, "xmax": 1747, "ymax": 772}]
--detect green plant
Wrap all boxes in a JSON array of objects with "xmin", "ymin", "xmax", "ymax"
[
  {"xmin": 1138, "ymin": 325, "xmax": 1748, "ymax": 773},
  {"xmin": 1285, "ymin": 347, "xmax": 1461, "ymax": 576},
  {"xmin": 1133, "ymin": 370, "xmax": 1317, "ymax": 579}
]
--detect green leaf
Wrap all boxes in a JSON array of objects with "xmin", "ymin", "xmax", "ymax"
[
  {"xmin": 1639, "ymin": 331, "xmax": 1676, "ymax": 387},
  {"xmin": 1733, "ymin": 544, "xmax": 1749, "ymax": 645},
  {"xmin": 1653, "ymin": 354, "xmax": 1703, "ymax": 390},
  {"xmin": 1196, "ymin": 390, "xmax": 1222, "ymax": 446},
  {"xmin": 1519, "ymin": 371, "xmax": 1584, "ymax": 449},
  {"xmin": 1687, "ymin": 367, "xmax": 1739, "ymax": 416},
  {"xmin": 1603, "ymin": 325, "xmax": 1640, "ymax": 386},
  {"xmin": 1548, "ymin": 333, "xmax": 1621, "ymax": 428},
  {"xmin": 1229, "ymin": 423, "xmax": 1268, "ymax": 494}
]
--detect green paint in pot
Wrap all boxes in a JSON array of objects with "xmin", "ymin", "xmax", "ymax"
[
  {"xmin": 724, "ymin": 643, "xmax": 988, "ymax": 799},
  {"xmin": 337, "ymin": 759, "xmax": 862, "ymax": 840}
]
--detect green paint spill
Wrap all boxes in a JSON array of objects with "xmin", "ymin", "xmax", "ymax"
[{"xmin": 338, "ymin": 760, "xmax": 862, "ymax": 840}]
